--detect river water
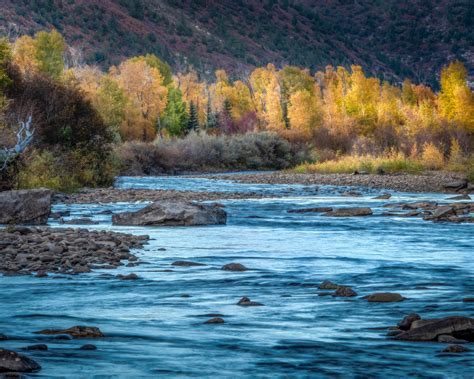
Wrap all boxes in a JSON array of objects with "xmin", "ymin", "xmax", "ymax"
[{"xmin": 1, "ymin": 175, "xmax": 473, "ymax": 378}]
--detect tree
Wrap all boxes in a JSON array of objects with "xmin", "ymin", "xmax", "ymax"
[
  {"xmin": 34, "ymin": 30, "xmax": 66, "ymax": 79},
  {"xmin": 113, "ymin": 59, "xmax": 168, "ymax": 141},
  {"xmin": 187, "ymin": 101, "xmax": 199, "ymax": 133},
  {"xmin": 288, "ymin": 89, "xmax": 321, "ymax": 132},
  {"xmin": 12, "ymin": 35, "xmax": 38, "ymax": 76},
  {"xmin": 0, "ymin": 38, "xmax": 12, "ymax": 88},
  {"xmin": 439, "ymin": 61, "xmax": 474, "ymax": 132},
  {"xmin": 131, "ymin": 54, "xmax": 173, "ymax": 86},
  {"xmin": 162, "ymin": 87, "xmax": 188, "ymax": 136}
]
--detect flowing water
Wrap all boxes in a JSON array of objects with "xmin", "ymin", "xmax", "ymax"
[{"xmin": 1, "ymin": 175, "xmax": 473, "ymax": 378}]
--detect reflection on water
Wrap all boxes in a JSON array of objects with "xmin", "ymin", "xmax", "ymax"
[{"xmin": 1, "ymin": 176, "xmax": 473, "ymax": 377}]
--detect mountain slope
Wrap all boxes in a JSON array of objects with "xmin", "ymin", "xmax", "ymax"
[{"xmin": 1, "ymin": 0, "xmax": 473, "ymax": 86}]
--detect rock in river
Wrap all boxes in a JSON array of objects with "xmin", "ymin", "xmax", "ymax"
[
  {"xmin": 318, "ymin": 280, "xmax": 340, "ymax": 290},
  {"xmin": 364, "ymin": 293, "xmax": 406, "ymax": 302},
  {"xmin": 172, "ymin": 261, "xmax": 206, "ymax": 267},
  {"xmin": 324, "ymin": 208, "xmax": 373, "ymax": 217},
  {"xmin": 222, "ymin": 263, "xmax": 248, "ymax": 272},
  {"xmin": 332, "ymin": 286, "xmax": 358, "ymax": 297},
  {"xmin": 204, "ymin": 317, "xmax": 225, "ymax": 324},
  {"xmin": 237, "ymin": 297, "xmax": 264, "ymax": 306},
  {"xmin": 0, "ymin": 349, "xmax": 41, "ymax": 373},
  {"xmin": 394, "ymin": 316, "xmax": 474, "ymax": 342},
  {"xmin": 441, "ymin": 345, "xmax": 471, "ymax": 353},
  {"xmin": 112, "ymin": 201, "xmax": 227, "ymax": 227},
  {"xmin": 0, "ymin": 189, "xmax": 51, "ymax": 225},
  {"xmin": 36, "ymin": 326, "xmax": 104, "ymax": 338}
]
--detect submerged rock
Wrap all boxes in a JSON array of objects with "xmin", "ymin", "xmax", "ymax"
[
  {"xmin": 237, "ymin": 297, "xmax": 264, "ymax": 306},
  {"xmin": 172, "ymin": 261, "xmax": 206, "ymax": 267},
  {"xmin": 437, "ymin": 335, "xmax": 468, "ymax": 344},
  {"xmin": 222, "ymin": 263, "xmax": 248, "ymax": 272},
  {"xmin": 364, "ymin": 293, "xmax": 406, "ymax": 302},
  {"xmin": 318, "ymin": 280, "xmax": 340, "ymax": 290},
  {"xmin": 80, "ymin": 344, "xmax": 97, "ymax": 350},
  {"xmin": 22, "ymin": 344, "xmax": 48, "ymax": 351},
  {"xmin": 441, "ymin": 345, "xmax": 471, "ymax": 353},
  {"xmin": 288, "ymin": 207, "xmax": 333, "ymax": 214},
  {"xmin": 116, "ymin": 273, "xmax": 139, "ymax": 280},
  {"xmin": 0, "ymin": 189, "xmax": 52, "ymax": 225},
  {"xmin": 373, "ymin": 193, "xmax": 392, "ymax": 200},
  {"xmin": 325, "ymin": 208, "xmax": 373, "ymax": 217},
  {"xmin": 333, "ymin": 286, "xmax": 358, "ymax": 297},
  {"xmin": 37, "ymin": 326, "xmax": 104, "ymax": 338},
  {"xmin": 447, "ymin": 194, "xmax": 471, "ymax": 201},
  {"xmin": 204, "ymin": 317, "xmax": 225, "ymax": 324},
  {"xmin": 112, "ymin": 201, "xmax": 227, "ymax": 226},
  {"xmin": 0, "ymin": 349, "xmax": 41, "ymax": 373}
]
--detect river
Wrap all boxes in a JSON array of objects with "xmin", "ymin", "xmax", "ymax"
[{"xmin": 1, "ymin": 175, "xmax": 473, "ymax": 378}]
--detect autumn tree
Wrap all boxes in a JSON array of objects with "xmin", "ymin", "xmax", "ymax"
[
  {"xmin": 34, "ymin": 30, "xmax": 66, "ymax": 79},
  {"xmin": 439, "ymin": 61, "xmax": 474, "ymax": 132},
  {"xmin": 112, "ymin": 59, "xmax": 168, "ymax": 141}
]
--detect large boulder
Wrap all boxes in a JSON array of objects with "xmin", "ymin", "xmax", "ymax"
[
  {"xmin": 395, "ymin": 316, "xmax": 474, "ymax": 342},
  {"xmin": 0, "ymin": 349, "xmax": 41, "ymax": 373},
  {"xmin": 0, "ymin": 189, "xmax": 52, "ymax": 225},
  {"xmin": 112, "ymin": 201, "xmax": 227, "ymax": 227}
]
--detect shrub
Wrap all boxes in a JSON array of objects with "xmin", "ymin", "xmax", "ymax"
[
  {"xmin": 420, "ymin": 142, "xmax": 445, "ymax": 170},
  {"xmin": 294, "ymin": 153, "xmax": 423, "ymax": 174},
  {"xmin": 116, "ymin": 131, "xmax": 299, "ymax": 175}
]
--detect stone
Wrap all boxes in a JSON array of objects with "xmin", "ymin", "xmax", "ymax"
[
  {"xmin": 0, "ymin": 334, "xmax": 8, "ymax": 341},
  {"xmin": 22, "ymin": 344, "xmax": 48, "ymax": 351},
  {"xmin": 463, "ymin": 298, "xmax": 474, "ymax": 302},
  {"xmin": 237, "ymin": 297, "xmax": 264, "ymax": 306},
  {"xmin": 447, "ymin": 194, "xmax": 471, "ymax": 201},
  {"xmin": 61, "ymin": 218, "xmax": 99, "ymax": 225},
  {"xmin": 325, "ymin": 208, "xmax": 373, "ymax": 217},
  {"xmin": 424, "ymin": 206, "xmax": 456, "ymax": 221},
  {"xmin": 441, "ymin": 345, "xmax": 471, "ymax": 353},
  {"xmin": 204, "ymin": 317, "xmax": 225, "ymax": 324},
  {"xmin": 395, "ymin": 316, "xmax": 474, "ymax": 342},
  {"xmin": 0, "ymin": 189, "xmax": 52, "ymax": 225},
  {"xmin": 112, "ymin": 201, "xmax": 227, "ymax": 226},
  {"xmin": 398, "ymin": 313, "xmax": 421, "ymax": 330},
  {"xmin": 341, "ymin": 191, "xmax": 363, "ymax": 197},
  {"xmin": 221, "ymin": 263, "xmax": 248, "ymax": 272},
  {"xmin": 288, "ymin": 207, "xmax": 333, "ymax": 214},
  {"xmin": 318, "ymin": 280, "xmax": 340, "ymax": 290},
  {"xmin": 333, "ymin": 286, "xmax": 358, "ymax": 297},
  {"xmin": 0, "ymin": 349, "xmax": 41, "ymax": 373},
  {"xmin": 36, "ymin": 326, "xmax": 104, "ymax": 338},
  {"xmin": 116, "ymin": 273, "xmax": 139, "ymax": 280},
  {"xmin": 80, "ymin": 344, "xmax": 97, "ymax": 350},
  {"xmin": 443, "ymin": 179, "xmax": 468, "ymax": 190},
  {"xmin": 373, "ymin": 193, "xmax": 392, "ymax": 200},
  {"xmin": 171, "ymin": 261, "xmax": 206, "ymax": 267},
  {"xmin": 364, "ymin": 293, "xmax": 406, "ymax": 302}
]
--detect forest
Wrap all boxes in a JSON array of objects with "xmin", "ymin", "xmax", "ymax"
[{"xmin": 1, "ymin": 30, "xmax": 473, "ymax": 191}]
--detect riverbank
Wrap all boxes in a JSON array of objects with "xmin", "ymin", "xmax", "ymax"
[{"xmin": 197, "ymin": 171, "xmax": 471, "ymax": 193}]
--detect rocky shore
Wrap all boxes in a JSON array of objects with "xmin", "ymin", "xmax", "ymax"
[
  {"xmin": 53, "ymin": 188, "xmax": 268, "ymax": 204},
  {"xmin": 197, "ymin": 171, "xmax": 471, "ymax": 193},
  {"xmin": 0, "ymin": 226, "xmax": 149, "ymax": 276}
]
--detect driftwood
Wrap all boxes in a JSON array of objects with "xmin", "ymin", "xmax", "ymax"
[{"xmin": 0, "ymin": 116, "xmax": 34, "ymax": 171}]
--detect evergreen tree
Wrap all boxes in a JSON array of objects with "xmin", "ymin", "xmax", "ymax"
[
  {"xmin": 205, "ymin": 100, "xmax": 218, "ymax": 130},
  {"xmin": 187, "ymin": 101, "xmax": 200, "ymax": 133},
  {"xmin": 162, "ymin": 87, "xmax": 188, "ymax": 136}
]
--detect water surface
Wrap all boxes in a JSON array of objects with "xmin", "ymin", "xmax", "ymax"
[{"xmin": 1, "ymin": 175, "xmax": 473, "ymax": 378}]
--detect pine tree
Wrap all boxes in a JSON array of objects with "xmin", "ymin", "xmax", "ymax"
[
  {"xmin": 205, "ymin": 100, "xmax": 218, "ymax": 130},
  {"xmin": 162, "ymin": 87, "xmax": 188, "ymax": 136},
  {"xmin": 187, "ymin": 101, "xmax": 199, "ymax": 133}
]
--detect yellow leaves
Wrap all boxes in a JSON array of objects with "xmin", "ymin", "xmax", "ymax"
[
  {"xmin": 12, "ymin": 35, "xmax": 38, "ymax": 76},
  {"xmin": 114, "ymin": 59, "xmax": 168, "ymax": 122},
  {"xmin": 288, "ymin": 90, "xmax": 321, "ymax": 132}
]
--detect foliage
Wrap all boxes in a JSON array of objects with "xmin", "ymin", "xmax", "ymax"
[
  {"xmin": 34, "ymin": 30, "xmax": 66, "ymax": 79},
  {"xmin": 117, "ymin": 132, "xmax": 298, "ymax": 174}
]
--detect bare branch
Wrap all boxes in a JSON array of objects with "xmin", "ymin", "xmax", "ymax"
[{"xmin": 1, "ymin": 116, "xmax": 34, "ymax": 170}]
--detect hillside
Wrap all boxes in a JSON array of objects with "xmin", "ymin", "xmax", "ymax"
[{"xmin": 1, "ymin": 0, "xmax": 473, "ymax": 86}]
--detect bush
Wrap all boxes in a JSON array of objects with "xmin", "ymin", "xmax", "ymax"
[
  {"xmin": 420, "ymin": 142, "xmax": 445, "ymax": 170},
  {"xmin": 294, "ymin": 153, "xmax": 424, "ymax": 174},
  {"xmin": 116, "ymin": 131, "xmax": 300, "ymax": 175}
]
